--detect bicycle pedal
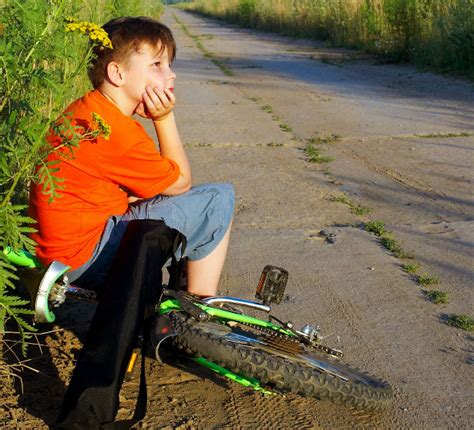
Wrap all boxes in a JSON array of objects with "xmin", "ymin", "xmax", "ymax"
[{"xmin": 255, "ymin": 265, "xmax": 288, "ymax": 305}]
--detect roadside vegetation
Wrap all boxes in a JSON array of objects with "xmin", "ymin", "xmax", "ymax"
[
  {"xmin": 330, "ymin": 193, "xmax": 372, "ymax": 216},
  {"xmin": 179, "ymin": 0, "xmax": 474, "ymax": 78},
  {"xmin": 173, "ymin": 12, "xmax": 234, "ymax": 76},
  {"xmin": 0, "ymin": 0, "xmax": 163, "ymax": 361},
  {"xmin": 446, "ymin": 314, "xmax": 474, "ymax": 331}
]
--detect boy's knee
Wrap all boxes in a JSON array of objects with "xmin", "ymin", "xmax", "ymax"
[
  {"xmin": 217, "ymin": 183, "xmax": 235, "ymax": 210},
  {"xmin": 212, "ymin": 183, "xmax": 235, "ymax": 222}
]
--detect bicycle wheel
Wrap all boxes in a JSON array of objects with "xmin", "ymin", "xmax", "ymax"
[{"xmin": 169, "ymin": 312, "xmax": 393, "ymax": 410}]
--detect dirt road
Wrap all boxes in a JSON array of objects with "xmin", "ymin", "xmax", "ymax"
[{"xmin": 2, "ymin": 7, "xmax": 473, "ymax": 429}]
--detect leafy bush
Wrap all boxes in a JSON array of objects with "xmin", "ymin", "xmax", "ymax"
[
  {"xmin": 446, "ymin": 314, "xmax": 474, "ymax": 331},
  {"xmin": 0, "ymin": 0, "xmax": 163, "ymax": 353}
]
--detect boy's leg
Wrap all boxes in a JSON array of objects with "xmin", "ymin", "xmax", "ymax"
[
  {"xmin": 187, "ymin": 220, "xmax": 232, "ymax": 296},
  {"xmin": 125, "ymin": 183, "xmax": 235, "ymax": 296}
]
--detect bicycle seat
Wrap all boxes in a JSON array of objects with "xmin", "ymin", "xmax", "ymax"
[{"xmin": 3, "ymin": 247, "xmax": 70, "ymax": 323}]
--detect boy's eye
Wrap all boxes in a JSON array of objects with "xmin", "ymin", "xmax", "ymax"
[{"xmin": 153, "ymin": 61, "xmax": 161, "ymax": 66}]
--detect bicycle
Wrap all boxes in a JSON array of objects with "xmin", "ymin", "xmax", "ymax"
[{"xmin": 4, "ymin": 246, "xmax": 393, "ymax": 411}]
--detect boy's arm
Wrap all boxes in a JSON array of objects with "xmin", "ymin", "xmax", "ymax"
[
  {"xmin": 136, "ymin": 86, "xmax": 192, "ymax": 195},
  {"xmin": 154, "ymin": 112, "xmax": 192, "ymax": 195}
]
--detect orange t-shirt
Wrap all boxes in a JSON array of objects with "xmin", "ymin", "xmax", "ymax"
[{"xmin": 29, "ymin": 90, "xmax": 180, "ymax": 269}]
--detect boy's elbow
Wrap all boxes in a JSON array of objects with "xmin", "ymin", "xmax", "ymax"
[
  {"xmin": 162, "ymin": 175, "xmax": 192, "ymax": 195},
  {"xmin": 180, "ymin": 181, "xmax": 192, "ymax": 193},
  {"xmin": 180, "ymin": 174, "xmax": 192, "ymax": 192}
]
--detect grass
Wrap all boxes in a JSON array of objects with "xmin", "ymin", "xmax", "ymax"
[
  {"xmin": 330, "ymin": 193, "xmax": 372, "ymax": 216},
  {"xmin": 307, "ymin": 134, "xmax": 341, "ymax": 145},
  {"xmin": 416, "ymin": 274, "xmax": 440, "ymax": 287},
  {"xmin": 173, "ymin": 12, "xmax": 234, "ymax": 76},
  {"xmin": 364, "ymin": 220, "xmax": 415, "ymax": 259},
  {"xmin": 380, "ymin": 235, "xmax": 414, "ymax": 259},
  {"xmin": 416, "ymin": 132, "xmax": 472, "ymax": 138},
  {"xmin": 305, "ymin": 143, "xmax": 334, "ymax": 164},
  {"xmin": 260, "ymin": 105, "xmax": 273, "ymax": 113},
  {"xmin": 365, "ymin": 220, "xmax": 386, "ymax": 236},
  {"xmin": 304, "ymin": 134, "xmax": 342, "ymax": 164},
  {"xmin": 255, "ymin": 102, "xmax": 293, "ymax": 133},
  {"xmin": 446, "ymin": 314, "xmax": 474, "ymax": 331},
  {"xmin": 182, "ymin": 0, "xmax": 474, "ymax": 79},
  {"xmin": 424, "ymin": 290, "xmax": 449, "ymax": 305},
  {"xmin": 401, "ymin": 263, "xmax": 420, "ymax": 274}
]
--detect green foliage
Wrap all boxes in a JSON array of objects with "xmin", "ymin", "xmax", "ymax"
[
  {"xmin": 424, "ymin": 290, "xmax": 449, "ymax": 305},
  {"xmin": 416, "ymin": 273, "xmax": 440, "ymax": 286},
  {"xmin": 379, "ymin": 234, "xmax": 414, "ymax": 259},
  {"xmin": 0, "ymin": 0, "xmax": 164, "ymax": 354},
  {"xmin": 365, "ymin": 220, "xmax": 386, "ymax": 236},
  {"xmin": 183, "ymin": 0, "xmax": 474, "ymax": 78},
  {"xmin": 446, "ymin": 314, "xmax": 474, "ymax": 331},
  {"xmin": 364, "ymin": 220, "xmax": 415, "ymax": 259},
  {"xmin": 237, "ymin": 0, "xmax": 257, "ymax": 26},
  {"xmin": 330, "ymin": 193, "xmax": 372, "ymax": 216},
  {"xmin": 401, "ymin": 263, "xmax": 420, "ymax": 274},
  {"xmin": 304, "ymin": 135, "xmax": 338, "ymax": 164},
  {"xmin": 173, "ymin": 12, "xmax": 234, "ymax": 76}
]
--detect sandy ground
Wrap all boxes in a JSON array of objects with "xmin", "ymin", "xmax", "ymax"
[{"xmin": 1, "ymin": 7, "xmax": 473, "ymax": 429}]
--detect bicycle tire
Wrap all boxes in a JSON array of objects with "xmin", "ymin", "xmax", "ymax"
[{"xmin": 169, "ymin": 312, "xmax": 393, "ymax": 410}]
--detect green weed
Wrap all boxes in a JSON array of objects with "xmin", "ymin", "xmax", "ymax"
[
  {"xmin": 416, "ymin": 274, "xmax": 440, "ymax": 287},
  {"xmin": 402, "ymin": 263, "xmax": 420, "ymax": 274},
  {"xmin": 416, "ymin": 132, "xmax": 472, "ymax": 138},
  {"xmin": 305, "ymin": 143, "xmax": 333, "ymax": 164},
  {"xmin": 279, "ymin": 123, "xmax": 292, "ymax": 133},
  {"xmin": 424, "ymin": 290, "xmax": 449, "ymax": 305},
  {"xmin": 352, "ymin": 205, "xmax": 372, "ymax": 216},
  {"xmin": 365, "ymin": 220, "xmax": 386, "ymax": 236},
  {"xmin": 304, "ymin": 135, "xmax": 341, "ymax": 164},
  {"xmin": 380, "ymin": 236, "xmax": 409, "ymax": 259},
  {"xmin": 446, "ymin": 314, "xmax": 474, "ymax": 331},
  {"xmin": 307, "ymin": 134, "xmax": 341, "ymax": 145},
  {"xmin": 173, "ymin": 13, "xmax": 234, "ymax": 76},
  {"xmin": 330, "ymin": 194, "xmax": 372, "ymax": 216},
  {"xmin": 261, "ymin": 105, "xmax": 273, "ymax": 113}
]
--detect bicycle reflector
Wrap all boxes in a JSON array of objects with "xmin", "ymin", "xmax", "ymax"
[{"xmin": 255, "ymin": 265, "xmax": 288, "ymax": 305}]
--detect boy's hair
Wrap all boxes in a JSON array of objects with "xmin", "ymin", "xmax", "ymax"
[{"xmin": 88, "ymin": 16, "xmax": 176, "ymax": 89}]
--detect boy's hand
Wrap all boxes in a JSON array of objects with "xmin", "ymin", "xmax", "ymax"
[{"xmin": 135, "ymin": 86, "xmax": 175, "ymax": 121}]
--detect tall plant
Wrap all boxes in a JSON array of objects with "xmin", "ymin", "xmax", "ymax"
[{"xmin": 0, "ymin": 0, "xmax": 164, "ymax": 354}]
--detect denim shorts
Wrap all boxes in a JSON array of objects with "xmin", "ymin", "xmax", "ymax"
[{"xmin": 69, "ymin": 183, "xmax": 234, "ymax": 289}]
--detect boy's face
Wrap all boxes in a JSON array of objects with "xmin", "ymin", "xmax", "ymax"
[{"xmin": 122, "ymin": 42, "xmax": 176, "ymax": 107}]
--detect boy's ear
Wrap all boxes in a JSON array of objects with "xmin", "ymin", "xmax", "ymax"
[{"xmin": 106, "ymin": 61, "xmax": 126, "ymax": 87}]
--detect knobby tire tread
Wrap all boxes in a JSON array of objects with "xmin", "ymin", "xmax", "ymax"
[{"xmin": 169, "ymin": 313, "xmax": 393, "ymax": 410}]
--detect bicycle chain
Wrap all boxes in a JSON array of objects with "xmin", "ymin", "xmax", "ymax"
[{"xmin": 236, "ymin": 321, "xmax": 344, "ymax": 358}]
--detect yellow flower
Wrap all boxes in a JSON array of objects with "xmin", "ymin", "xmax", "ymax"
[
  {"xmin": 64, "ymin": 18, "xmax": 113, "ymax": 49},
  {"xmin": 91, "ymin": 112, "xmax": 111, "ymax": 140}
]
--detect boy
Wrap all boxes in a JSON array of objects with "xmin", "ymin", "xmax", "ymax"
[
  {"xmin": 29, "ymin": 16, "xmax": 234, "ymax": 297},
  {"xmin": 29, "ymin": 16, "xmax": 234, "ymax": 427}
]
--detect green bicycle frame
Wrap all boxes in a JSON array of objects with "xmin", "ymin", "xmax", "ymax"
[{"xmin": 159, "ymin": 298, "xmax": 295, "ymax": 337}]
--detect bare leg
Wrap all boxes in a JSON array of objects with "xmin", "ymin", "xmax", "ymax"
[{"xmin": 186, "ymin": 221, "xmax": 232, "ymax": 296}]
